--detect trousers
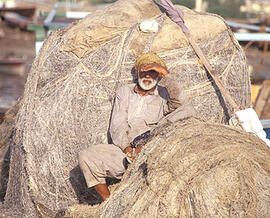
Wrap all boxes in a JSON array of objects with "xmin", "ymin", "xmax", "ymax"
[{"xmin": 78, "ymin": 144, "xmax": 126, "ymax": 188}]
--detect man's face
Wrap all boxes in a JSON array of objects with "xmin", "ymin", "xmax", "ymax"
[{"xmin": 138, "ymin": 70, "xmax": 159, "ymax": 91}]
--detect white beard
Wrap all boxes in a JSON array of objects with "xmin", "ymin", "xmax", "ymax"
[{"xmin": 138, "ymin": 77, "xmax": 158, "ymax": 91}]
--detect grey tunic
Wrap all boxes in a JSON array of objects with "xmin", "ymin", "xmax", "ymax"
[{"xmin": 79, "ymin": 76, "xmax": 196, "ymax": 188}]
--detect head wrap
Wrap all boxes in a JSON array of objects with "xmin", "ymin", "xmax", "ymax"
[{"xmin": 134, "ymin": 52, "xmax": 167, "ymax": 74}]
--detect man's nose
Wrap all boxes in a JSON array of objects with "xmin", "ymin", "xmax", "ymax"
[{"xmin": 145, "ymin": 74, "xmax": 151, "ymax": 78}]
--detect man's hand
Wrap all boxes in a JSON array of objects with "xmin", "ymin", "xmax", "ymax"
[
  {"xmin": 124, "ymin": 146, "xmax": 143, "ymax": 163},
  {"xmin": 123, "ymin": 146, "xmax": 133, "ymax": 154},
  {"xmin": 135, "ymin": 146, "xmax": 142, "ymax": 154},
  {"xmin": 140, "ymin": 63, "xmax": 169, "ymax": 77},
  {"xmin": 123, "ymin": 146, "xmax": 142, "ymax": 155}
]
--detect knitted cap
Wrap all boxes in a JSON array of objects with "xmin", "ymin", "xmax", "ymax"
[{"xmin": 134, "ymin": 52, "xmax": 167, "ymax": 73}]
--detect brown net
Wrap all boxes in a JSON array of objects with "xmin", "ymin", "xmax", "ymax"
[{"xmin": 63, "ymin": 118, "xmax": 270, "ymax": 217}]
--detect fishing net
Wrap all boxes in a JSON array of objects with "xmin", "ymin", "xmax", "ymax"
[
  {"xmin": 2, "ymin": 0, "xmax": 252, "ymax": 216},
  {"xmin": 63, "ymin": 117, "xmax": 270, "ymax": 217}
]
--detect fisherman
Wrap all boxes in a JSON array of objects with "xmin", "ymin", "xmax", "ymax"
[{"xmin": 78, "ymin": 52, "xmax": 196, "ymax": 201}]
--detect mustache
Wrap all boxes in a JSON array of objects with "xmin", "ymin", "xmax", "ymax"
[{"xmin": 142, "ymin": 78, "xmax": 154, "ymax": 82}]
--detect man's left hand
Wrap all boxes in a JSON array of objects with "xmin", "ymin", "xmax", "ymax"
[{"xmin": 125, "ymin": 146, "xmax": 143, "ymax": 163}]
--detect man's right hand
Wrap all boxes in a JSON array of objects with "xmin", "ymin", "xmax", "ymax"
[
  {"xmin": 123, "ymin": 146, "xmax": 133, "ymax": 154},
  {"xmin": 123, "ymin": 146, "xmax": 142, "ymax": 155}
]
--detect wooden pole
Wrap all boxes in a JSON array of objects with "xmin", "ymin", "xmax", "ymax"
[
  {"xmin": 159, "ymin": 0, "xmax": 241, "ymax": 112},
  {"xmin": 185, "ymin": 33, "xmax": 241, "ymax": 111}
]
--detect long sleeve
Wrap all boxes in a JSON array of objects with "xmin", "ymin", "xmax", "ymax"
[
  {"xmin": 159, "ymin": 75, "xmax": 197, "ymax": 122},
  {"xmin": 109, "ymin": 86, "xmax": 130, "ymax": 151}
]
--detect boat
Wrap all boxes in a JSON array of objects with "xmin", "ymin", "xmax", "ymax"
[{"xmin": 0, "ymin": 6, "xmax": 35, "ymax": 18}]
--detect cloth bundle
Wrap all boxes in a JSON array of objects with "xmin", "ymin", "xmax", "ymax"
[{"xmin": 231, "ymin": 108, "xmax": 270, "ymax": 147}]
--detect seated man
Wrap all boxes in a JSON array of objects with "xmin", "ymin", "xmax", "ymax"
[{"xmin": 79, "ymin": 52, "xmax": 196, "ymax": 201}]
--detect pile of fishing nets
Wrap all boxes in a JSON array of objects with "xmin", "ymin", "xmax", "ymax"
[{"xmin": 1, "ymin": 0, "xmax": 256, "ymax": 217}]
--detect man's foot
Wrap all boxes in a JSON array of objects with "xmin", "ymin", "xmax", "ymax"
[{"xmin": 94, "ymin": 184, "xmax": 110, "ymax": 201}]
